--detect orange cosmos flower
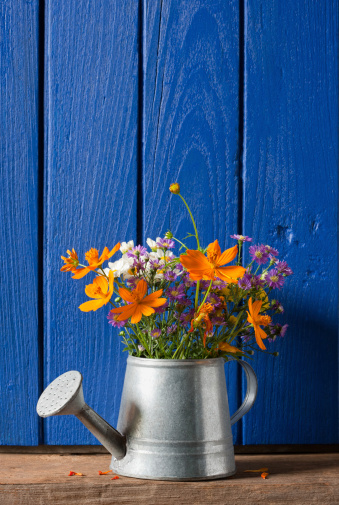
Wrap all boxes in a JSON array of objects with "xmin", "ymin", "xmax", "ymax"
[
  {"xmin": 110, "ymin": 279, "xmax": 167, "ymax": 324},
  {"xmin": 180, "ymin": 240, "xmax": 246, "ymax": 282},
  {"xmin": 218, "ymin": 342, "xmax": 244, "ymax": 354},
  {"xmin": 246, "ymin": 297, "xmax": 272, "ymax": 350},
  {"xmin": 72, "ymin": 243, "xmax": 120, "ymax": 279},
  {"xmin": 189, "ymin": 303, "xmax": 214, "ymax": 347},
  {"xmin": 61, "ymin": 249, "xmax": 79, "ymax": 272},
  {"xmin": 79, "ymin": 270, "xmax": 114, "ymax": 312}
]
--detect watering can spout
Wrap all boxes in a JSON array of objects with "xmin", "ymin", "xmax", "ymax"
[{"xmin": 36, "ymin": 371, "xmax": 126, "ymax": 460}]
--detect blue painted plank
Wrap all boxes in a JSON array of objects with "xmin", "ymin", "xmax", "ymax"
[
  {"xmin": 0, "ymin": 1, "xmax": 40, "ymax": 444},
  {"xmin": 142, "ymin": 0, "xmax": 243, "ymax": 442},
  {"xmin": 242, "ymin": 0, "xmax": 338, "ymax": 443},
  {"xmin": 44, "ymin": 0, "xmax": 139, "ymax": 444}
]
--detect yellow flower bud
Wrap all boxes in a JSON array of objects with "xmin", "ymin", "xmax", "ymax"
[
  {"xmin": 228, "ymin": 315, "xmax": 237, "ymax": 325},
  {"xmin": 169, "ymin": 182, "xmax": 180, "ymax": 194}
]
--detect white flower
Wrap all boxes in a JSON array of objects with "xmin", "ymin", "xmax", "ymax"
[
  {"xmin": 146, "ymin": 237, "xmax": 161, "ymax": 252},
  {"xmin": 107, "ymin": 256, "xmax": 134, "ymax": 279},
  {"xmin": 120, "ymin": 240, "xmax": 134, "ymax": 254}
]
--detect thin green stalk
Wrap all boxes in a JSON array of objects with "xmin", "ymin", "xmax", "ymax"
[
  {"xmin": 197, "ymin": 279, "xmax": 213, "ymax": 312},
  {"xmin": 178, "ymin": 194, "xmax": 200, "ymax": 249}
]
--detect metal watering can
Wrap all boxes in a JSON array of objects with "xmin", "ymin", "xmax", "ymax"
[{"xmin": 37, "ymin": 356, "xmax": 257, "ymax": 480}]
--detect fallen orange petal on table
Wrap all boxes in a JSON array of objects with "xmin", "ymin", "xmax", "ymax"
[
  {"xmin": 261, "ymin": 472, "xmax": 269, "ymax": 479},
  {"xmin": 111, "ymin": 476, "xmax": 120, "ymax": 480},
  {"xmin": 98, "ymin": 470, "xmax": 112, "ymax": 475},
  {"xmin": 244, "ymin": 467, "xmax": 268, "ymax": 473},
  {"xmin": 68, "ymin": 471, "xmax": 84, "ymax": 476}
]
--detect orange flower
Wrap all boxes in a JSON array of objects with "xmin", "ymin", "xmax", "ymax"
[
  {"xmin": 72, "ymin": 243, "xmax": 120, "ymax": 279},
  {"xmin": 189, "ymin": 303, "xmax": 214, "ymax": 346},
  {"xmin": 61, "ymin": 249, "xmax": 79, "ymax": 273},
  {"xmin": 247, "ymin": 297, "xmax": 272, "ymax": 350},
  {"xmin": 218, "ymin": 342, "xmax": 244, "ymax": 354},
  {"xmin": 79, "ymin": 271, "xmax": 114, "ymax": 312},
  {"xmin": 180, "ymin": 240, "xmax": 246, "ymax": 282},
  {"xmin": 169, "ymin": 182, "xmax": 180, "ymax": 194},
  {"xmin": 110, "ymin": 279, "xmax": 167, "ymax": 324}
]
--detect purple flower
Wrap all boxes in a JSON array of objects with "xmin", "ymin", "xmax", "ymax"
[
  {"xmin": 164, "ymin": 270, "xmax": 178, "ymax": 282},
  {"xmin": 132, "ymin": 258, "xmax": 146, "ymax": 271},
  {"xmin": 199, "ymin": 280, "xmax": 212, "ymax": 290},
  {"xmin": 126, "ymin": 277, "xmax": 138, "ymax": 289},
  {"xmin": 156, "ymin": 238, "xmax": 175, "ymax": 249},
  {"xmin": 238, "ymin": 273, "xmax": 252, "ymax": 290},
  {"xmin": 138, "ymin": 344, "xmax": 145, "ymax": 351},
  {"xmin": 269, "ymin": 323, "xmax": 288, "ymax": 339},
  {"xmin": 149, "ymin": 258, "xmax": 161, "ymax": 269},
  {"xmin": 266, "ymin": 269, "xmax": 285, "ymax": 289},
  {"xmin": 263, "ymin": 245, "xmax": 279, "ymax": 256},
  {"xmin": 230, "ymin": 234, "xmax": 252, "ymax": 242},
  {"xmin": 176, "ymin": 297, "xmax": 192, "ymax": 307},
  {"xmin": 127, "ymin": 245, "xmax": 148, "ymax": 258},
  {"xmin": 269, "ymin": 254, "xmax": 278, "ymax": 264},
  {"xmin": 151, "ymin": 328, "xmax": 161, "ymax": 339},
  {"xmin": 182, "ymin": 272, "xmax": 195, "ymax": 287},
  {"xmin": 240, "ymin": 334, "xmax": 251, "ymax": 343},
  {"xmin": 276, "ymin": 261, "xmax": 293, "ymax": 276},
  {"xmin": 166, "ymin": 283, "xmax": 186, "ymax": 302},
  {"xmin": 212, "ymin": 279, "xmax": 227, "ymax": 290},
  {"xmin": 107, "ymin": 311, "xmax": 125, "ymax": 328},
  {"xmin": 167, "ymin": 323, "xmax": 177, "ymax": 334},
  {"xmin": 249, "ymin": 245, "xmax": 270, "ymax": 265},
  {"xmin": 272, "ymin": 300, "xmax": 284, "ymax": 313},
  {"xmin": 251, "ymin": 275, "xmax": 265, "ymax": 289},
  {"xmin": 210, "ymin": 316, "xmax": 226, "ymax": 326},
  {"xmin": 206, "ymin": 293, "xmax": 223, "ymax": 308},
  {"xmin": 179, "ymin": 309, "xmax": 195, "ymax": 327}
]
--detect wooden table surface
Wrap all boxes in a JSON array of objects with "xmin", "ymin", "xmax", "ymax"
[{"xmin": 0, "ymin": 453, "xmax": 338, "ymax": 505}]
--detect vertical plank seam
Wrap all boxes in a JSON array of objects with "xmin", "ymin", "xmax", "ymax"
[
  {"xmin": 38, "ymin": 0, "xmax": 46, "ymax": 445},
  {"xmin": 137, "ymin": 0, "xmax": 145, "ymax": 245},
  {"xmin": 237, "ymin": 0, "xmax": 246, "ymax": 446}
]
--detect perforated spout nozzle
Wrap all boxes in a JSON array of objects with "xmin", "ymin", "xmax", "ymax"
[{"xmin": 37, "ymin": 371, "xmax": 126, "ymax": 460}]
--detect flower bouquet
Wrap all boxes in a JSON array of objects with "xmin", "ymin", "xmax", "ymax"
[{"xmin": 61, "ymin": 183, "xmax": 292, "ymax": 361}]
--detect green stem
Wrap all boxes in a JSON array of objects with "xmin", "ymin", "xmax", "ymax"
[
  {"xmin": 197, "ymin": 280, "xmax": 213, "ymax": 312},
  {"xmin": 194, "ymin": 281, "xmax": 200, "ymax": 311},
  {"xmin": 172, "ymin": 237, "xmax": 188, "ymax": 250},
  {"xmin": 135, "ymin": 322, "xmax": 152, "ymax": 357},
  {"xmin": 178, "ymin": 194, "xmax": 200, "ymax": 249}
]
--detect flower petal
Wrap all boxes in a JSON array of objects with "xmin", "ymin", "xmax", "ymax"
[
  {"xmin": 79, "ymin": 299, "xmax": 105, "ymax": 312},
  {"xmin": 130, "ymin": 306, "xmax": 143, "ymax": 323},
  {"xmin": 217, "ymin": 245, "xmax": 238, "ymax": 266},
  {"xmin": 142, "ymin": 289, "xmax": 163, "ymax": 303},
  {"xmin": 139, "ymin": 304, "xmax": 155, "ymax": 317},
  {"xmin": 145, "ymin": 297, "xmax": 167, "ymax": 308},
  {"xmin": 72, "ymin": 267, "xmax": 90, "ymax": 279},
  {"xmin": 215, "ymin": 265, "xmax": 246, "ymax": 281},
  {"xmin": 119, "ymin": 287, "xmax": 135, "ymax": 303},
  {"xmin": 180, "ymin": 250, "xmax": 211, "ymax": 270},
  {"xmin": 207, "ymin": 240, "xmax": 221, "ymax": 259},
  {"xmin": 135, "ymin": 279, "xmax": 148, "ymax": 299},
  {"xmin": 116, "ymin": 304, "xmax": 137, "ymax": 321},
  {"xmin": 254, "ymin": 325, "xmax": 267, "ymax": 350}
]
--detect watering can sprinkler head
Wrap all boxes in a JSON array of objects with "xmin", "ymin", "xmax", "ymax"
[{"xmin": 36, "ymin": 371, "xmax": 126, "ymax": 460}]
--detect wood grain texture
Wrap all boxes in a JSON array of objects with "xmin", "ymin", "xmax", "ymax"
[
  {"xmin": 1, "ymin": 454, "xmax": 338, "ymax": 504},
  {"xmin": 0, "ymin": 1, "xmax": 40, "ymax": 444},
  {"xmin": 43, "ymin": 0, "xmax": 139, "ymax": 444},
  {"xmin": 142, "ymin": 0, "xmax": 242, "ymax": 442},
  {"xmin": 242, "ymin": 0, "xmax": 338, "ymax": 443}
]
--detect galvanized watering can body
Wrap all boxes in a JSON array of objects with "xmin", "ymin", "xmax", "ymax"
[
  {"xmin": 37, "ymin": 356, "xmax": 257, "ymax": 481},
  {"xmin": 111, "ymin": 356, "xmax": 257, "ymax": 480}
]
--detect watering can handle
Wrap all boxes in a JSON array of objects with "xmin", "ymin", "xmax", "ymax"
[{"xmin": 226, "ymin": 359, "xmax": 258, "ymax": 426}]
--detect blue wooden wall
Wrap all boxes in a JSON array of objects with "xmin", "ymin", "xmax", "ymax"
[{"xmin": 0, "ymin": 0, "xmax": 337, "ymax": 445}]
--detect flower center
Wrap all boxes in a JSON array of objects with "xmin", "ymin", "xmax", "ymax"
[
  {"xmin": 255, "ymin": 251, "xmax": 263, "ymax": 258},
  {"xmin": 85, "ymin": 248, "xmax": 99, "ymax": 264},
  {"xmin": 270, "ymin": 275, "xmax": 279, "ymax": 282},
  {"xmin": 130, "ymin": 291, "xmax": 142, "ymax": 303},
  {"xmin": 260, "ymin": 315, "xmax": 272, "ymax": 326}
]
